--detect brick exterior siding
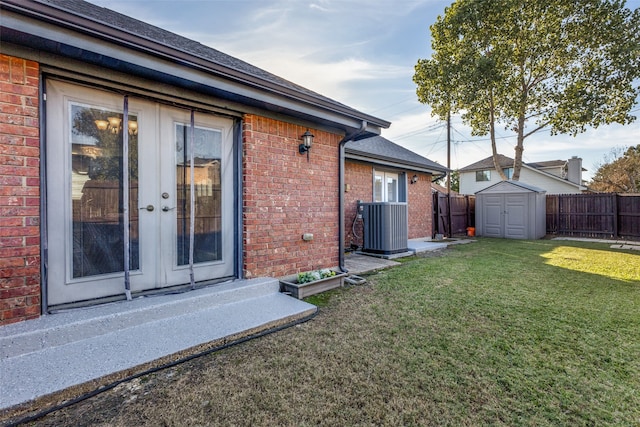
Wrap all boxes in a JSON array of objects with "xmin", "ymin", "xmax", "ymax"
[
  {"xmin": 344, "ymin": 161, "xmax": 373, "ymax": 249},
  {"xmin": 2, "ymin": 54, "xmax": 425, "ymax": 324},
  {"xmin": 406, "ymin": 173, "xmax": 434, "ymax": 239},
  {"xmin": 0, "ymin": 55, "xmax": 41, "ymax": 325},
  {"xmin": 242, "ymin": 115, "xmax": 341, "ymax": 278},
  {"xmin": 344, "ymin": 160, "xmax": 434, "ymax": 249},
  {"xmin": 0, "ymin": 54, "xmax": 344, "ymax": 324}
]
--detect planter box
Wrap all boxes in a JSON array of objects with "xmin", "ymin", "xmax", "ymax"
[{"xmin": 280, "ymin": 272, "xmax": 346, "ymax": 299}]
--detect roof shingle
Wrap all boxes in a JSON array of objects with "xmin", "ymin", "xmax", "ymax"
[{"xmin": 345, "ymin": 136, "xmax": 448, "ymax": 173}]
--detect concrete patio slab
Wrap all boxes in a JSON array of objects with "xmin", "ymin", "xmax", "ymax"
[
  {"xmin": 344, "ymin": 238, "xmax": 473, "ymax": 274},
  {"xmin": 552, "ymin": 237, "xmax": 640, "ymax": 246},
  {"xmin": 0, "ymin": 278, "xmax": 316, "ymax": 412},
  {"xmin": 610, "ymin": 244, "xmax": 640, "ymax": 251},
  {"xmin": 344, "ymin": 252, "xmax": 401, "ymax": 275}
]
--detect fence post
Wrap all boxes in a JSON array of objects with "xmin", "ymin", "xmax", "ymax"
[
  {"xmin": 465, "ymin": 196, "xmax": 470, "ymax": 229},
  {"xmin": 432, "ymin": 192, "xmax": 438, "ymax": 237},
  {"xmin": 556, "ymin": 194, "xmax": 561, "ymax": 235},
  {"xmin": 613, "ymin": 194, "xmax": 618, "ymax": 238}
]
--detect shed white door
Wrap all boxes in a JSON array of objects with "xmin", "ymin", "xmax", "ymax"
[
  {"xmin": 481, "ymin": 193, "xmax": 528, "ymax": 239},
  {"xmin": 482, "ymin": 194, "xmax": 504, "ymax": 238},
  {"xmin": 45, "ymin": 80, "xmax": 234, "ymax": 306},
  {"xmin": 504, "ymin": 194, "xmax": 528, "ymax": 239}
]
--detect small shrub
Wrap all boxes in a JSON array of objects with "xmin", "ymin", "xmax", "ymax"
[{"xmin": 297, "ymin": 268, "xmax": 336, "ymax": 284}]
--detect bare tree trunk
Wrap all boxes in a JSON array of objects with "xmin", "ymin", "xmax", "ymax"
[
  {"xmin": 512, "ymin": 110, "xmax": 526, "ymax": 181},
  {"xmin": 512, "ymin": 71, "xmax": 528, "ymax": 181},
  {"xmin": 489, "ymin": 90, "xmax": 507, "ymax": 180}
]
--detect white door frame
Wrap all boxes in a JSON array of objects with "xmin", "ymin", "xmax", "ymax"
[{"xmin": 45, "ymin": 79, "xmax": 235, "ymax": 307}]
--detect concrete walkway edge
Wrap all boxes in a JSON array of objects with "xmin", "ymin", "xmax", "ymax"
[{"xmin": 0, "ymin": 278, "xmax": 316, "ymax": 414}]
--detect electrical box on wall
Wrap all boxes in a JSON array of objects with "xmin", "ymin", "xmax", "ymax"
[
  {"xmin": 357, "ymin": 200, "xmax": 364, "ymax": 219},
  {"xmin": 302, "ymin": 233, "xmax": 314, "ymax": 241}
]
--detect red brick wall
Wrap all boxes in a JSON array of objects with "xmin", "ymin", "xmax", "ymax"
[
  {"xmin": 344, "ymin": 161, "xmax": 372, "ymax": 248},
  {"xmin": 0, "ymin": 55, "xmax": 41, "ymax": 325},
  {"xmin": 344, "ymin": 161, "xmax": 434, "ymax": 248},
  {"xmin": 243, "ymin": 115, "xmax": 340, "ymax": 278},
  {"xmin": 407, "ymin": 173, "xmax": 434, "ymax": 239}
]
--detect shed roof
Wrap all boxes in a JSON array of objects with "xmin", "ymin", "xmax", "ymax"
[
  {"xmin": 345, "ymin": 136, "xmax": 448, "ymax": 175},
  {"xmin": 476, "ymin": 180, "xmax": 546, "ymax": 194}
]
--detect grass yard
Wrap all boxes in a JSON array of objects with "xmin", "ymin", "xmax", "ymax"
[{"xmin": 27, "ymin": 238, "xmax": 640, "ymax": 426}]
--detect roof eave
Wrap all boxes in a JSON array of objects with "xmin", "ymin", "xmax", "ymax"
[
  {"xmin": 0, "ymin": 0, "xmax": 390, "ymax": 130},
  {"xmin": 346, "ymin": 150, "xmax": 449, "ymax": 175}
]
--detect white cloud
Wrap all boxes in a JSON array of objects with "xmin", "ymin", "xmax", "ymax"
[
  {"xmin": 309, "ymin": 3, "xmax": 331, "ymax": 13},
  {"xmin": 86, "ymin": 0, "xmax": 638, "ymax": 182}
]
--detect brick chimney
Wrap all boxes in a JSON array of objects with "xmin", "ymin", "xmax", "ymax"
[{"xmin": 566, "ymin": 156, "xmax": 582, "ymax": 185}]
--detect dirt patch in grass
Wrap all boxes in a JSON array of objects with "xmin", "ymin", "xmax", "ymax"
[{"xmin": 16, "ymin": 238, "xmax": 640, "ymax": 426}]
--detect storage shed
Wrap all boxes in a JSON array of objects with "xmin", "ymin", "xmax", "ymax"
[{"xmin": 475, "ymin": 181, "xmax": 546, "ymax": 239}]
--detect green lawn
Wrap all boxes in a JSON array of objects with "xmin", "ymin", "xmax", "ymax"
[{"xmin": 29, "ymin": 238, "xmax": 640, "ymax": 426}]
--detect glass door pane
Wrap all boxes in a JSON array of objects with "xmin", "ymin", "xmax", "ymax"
[
  {"xmin": 386, "ymin": 174, "xmax": 398, "ymax": 202},
  {"xmin": 70, "ymin": 104, "xmax": 139, "ymax": 277},
  {"xmin": 374, "ymin": 173, "xmax": 384, "ymax": 202},
  {"xmin": 175, "ymin": 124, "xmax": 222, "ymax": 265}
]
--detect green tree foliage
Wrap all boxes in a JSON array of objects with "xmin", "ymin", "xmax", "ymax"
[
  {"xmin": 414, "ymin": 0, "xmax": 640, "ymax": 181},
  {"xmin": 590, "ymin": 145, "xmax": 640, "ymax": 192},
  {"xmin": 435, "ymin": 169, "xmax": 459, "ymax": 192}
]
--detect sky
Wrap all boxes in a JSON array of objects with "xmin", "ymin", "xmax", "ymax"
[{"xmin": 87, "ymin": 0, "xmax": 640, "ymax": 181}]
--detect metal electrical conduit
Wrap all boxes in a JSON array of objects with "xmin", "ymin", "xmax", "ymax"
[{"xmin": 338, "ymin": 120, "xmax": 368, "ymax": 273}]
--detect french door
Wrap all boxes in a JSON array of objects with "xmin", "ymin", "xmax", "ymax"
[
  {"xmin": 46, "ymin": 80, "xmax": 234, "ymax": 306},
  {"xmin": 373, "ymin": 171, "xmax": 399, "ymax": 202}
]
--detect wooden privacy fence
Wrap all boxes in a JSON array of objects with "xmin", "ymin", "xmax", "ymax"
[
  {"xmin": 546, "ymin": 193, "xmax": 640, "ymax": 239},
  {"xmin": 432, "ymin": 193, "xmax": 475, "ymax": 237}
]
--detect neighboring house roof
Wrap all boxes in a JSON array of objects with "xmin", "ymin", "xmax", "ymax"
[
  {"xmin": 527, "ymin": 159, "xmax": 587, "ymax": 173},
  {"xmin": 345, "ymin": 136, "xmax": 449, "ymax": 175},
  {"xmin": 460, "ymin": 155, "xmax": 587, "ymax": 173},
  {"xmin": 526, "ymin": 160, "xmax": 566, "ymax": 169},
  {"xmin": 459, "ymin": 154, "xmax": 587, "ymax": 191},
  {"xmin": 431, "ymin": 182, "xmax": 459, "ymax": 194},
  {"xmin": 458, "ymin": 154, "xmax": 513, "ymax": 171},
  {"xmin": 0, "ymin": 0, "xmax": 390, "ymax": 135}
]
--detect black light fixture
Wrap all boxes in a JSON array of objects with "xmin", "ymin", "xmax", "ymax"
[
  {"xmin": 411, "ymin": 174, "xmax": 419, "ymax": 184},
  {"xmin": 299, "ymin": 129, "xmax": 314, "ymax": 161}
]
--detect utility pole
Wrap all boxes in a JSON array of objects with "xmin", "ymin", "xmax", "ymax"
[
  {"xmin": 447, "ymin": 111, "xmax": 451, "ymax": 193},
  {"xmin": 447, "ymin": 111, "xmax": 452, "ymax": 237}
]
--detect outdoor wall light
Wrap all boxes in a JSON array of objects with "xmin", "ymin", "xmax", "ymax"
[
  {"xmin": 411, "ymin": 174, "xmax": 419, "ymax": 184},
  {"xmin": 299, "ymin": 129, "xmax": 314, "ymax": 161}
]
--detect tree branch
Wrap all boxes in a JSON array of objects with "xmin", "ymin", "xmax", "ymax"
[{"xmin": 523, "ymin": 122, "xmax": 550, "ymax": 139}]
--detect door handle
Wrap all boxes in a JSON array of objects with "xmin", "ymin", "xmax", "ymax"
[
  {"xmin": 140, "ymin": 205, "xmax": 155, "ymax": 212},
  {"xmin": 162, "ymin": 206, "xmax": 176, "ymax": 212}
]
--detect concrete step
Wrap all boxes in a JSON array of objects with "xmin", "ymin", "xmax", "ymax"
[
  {"xmin": 0, "ymin": 278, "xmax": 316, "ymax": 410},
  {"xmin": 0, "ymin": 277, "xmax": 278, "ymax": 359}
]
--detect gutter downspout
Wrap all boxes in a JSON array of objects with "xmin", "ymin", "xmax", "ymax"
[
  {"xmin": 338, "ymin": 120, "xmax": 368, "ymax": 273},
  {"xmin": 433, "ymin": 171, "xmax": 448, "ymax": 182}
]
